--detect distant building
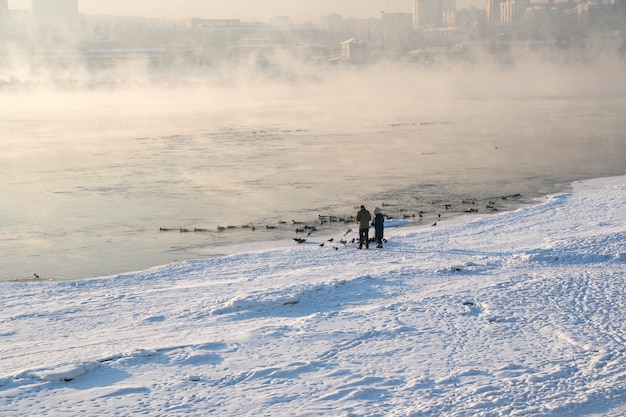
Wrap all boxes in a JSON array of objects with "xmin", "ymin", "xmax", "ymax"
[
  {"xmin": 32, "ymin": 0, "xmax": 77, "ymax": 21},
  {"xmin": 486, "ymin": 0, "xmax": 504, "ymax": 21},
  {"xmin": 579, "ymin": 0, "xmax": 626, "ymax": 29},
  {"xmin": 500, "ymin": 0, "xmax": 530, "ymax": 23},
  {"xmin": 414, "ymin": 0, "xmax": 441, "ymax": 27},
  {"xmin": 184, "ymin": 19, "xmax": 241, "ymax": 29},
  {"xmin": 413, "ymin": 0, "xmax": 457, "ymax": 28},
  {"xmin": 341, "ymin": 38, "xmax": 367, "ymax": 62},
  {"xmin": 321, "ymin": 13, "xmax": 343, "ymax": 32},
  {"xmin": 442, "ymin": 0, "xmax": 458, "ymax": 25}
]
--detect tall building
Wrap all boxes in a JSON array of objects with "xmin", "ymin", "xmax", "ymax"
[
  {"xmin": 32, "ymin": 0, "xmax": 78, "ymax": 21},
  {"xmin": 442, "ymin": 0, "xmax": 457, "ymax": 25},
  {"xmin": 413, "ymin": 0, "xmax": 457, "ymax": 28},
  {"xmin": 500, "ymin": 0, "xmax": 530, "ymax": 23},
  {"xmin": 487, "ymin": 0, "xmax": 504, "ymax": 21}
]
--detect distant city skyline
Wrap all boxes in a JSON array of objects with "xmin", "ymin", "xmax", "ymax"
[{"xmin": 7, "ymin": 0, "xmax": 484, "ymax": 22}]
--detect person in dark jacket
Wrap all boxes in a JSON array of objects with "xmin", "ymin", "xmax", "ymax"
[
  {"xmin": 372, "ymin": 207, "xmax": 385, "ymax": 248},
  {"xmin": 355, "ymin": 205, "xmax": 371, "ymax": 249}
]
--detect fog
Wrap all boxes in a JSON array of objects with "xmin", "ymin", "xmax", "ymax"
[
  {"xmin": 2, "ymin": 11, "xmax": 626, "ymax": 193},
  {"xmin": 2, "ymin": 45, "xmax": 625, "ymax": 126},
  {"xmin": 2, "ymin": 33, "xmax": 626, "ymax": 187},
  {"xmin": 3, "ymin": 47, "xmax": 626, "ymax": 223}
]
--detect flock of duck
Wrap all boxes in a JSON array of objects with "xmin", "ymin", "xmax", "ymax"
[
  {"xmin": 30, "ymin": 194, "xmax": 524, "ymax": 280},
  {"xmin": 159, "ymin": 216, "xmax": 353, "ymax": 235},
  {"xmin": 159, "ymin": 193, "xmax": 525, "ymax": 247}
]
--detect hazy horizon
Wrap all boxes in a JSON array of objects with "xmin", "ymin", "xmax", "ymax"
[{"xmin": 7, "ymin": 0, "xmax": 485, "ymax": 23}]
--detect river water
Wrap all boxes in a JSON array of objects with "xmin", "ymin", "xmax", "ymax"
[{"xmin": 2, "ymin": 63, "xmax": 626, "ymax": 281}]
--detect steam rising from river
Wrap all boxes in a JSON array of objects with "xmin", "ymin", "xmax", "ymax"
[{"xmin": 1, "ymin": 45, "xmax": 626, "ymax": 280}]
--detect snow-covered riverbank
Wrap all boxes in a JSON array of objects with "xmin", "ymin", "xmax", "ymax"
[{"xmin": 2, "ymin": 176, "xmax": 626, "ymax": 416}]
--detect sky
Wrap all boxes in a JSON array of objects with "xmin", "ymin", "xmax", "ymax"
[
  {"xmin": 8, "ymin": 0, "xmax": 484, "ymax": 22},
  {"xmin": 1, "ymin": 175, "xmax": 626, "ymax": 415},
  {"xmin": 8, "ymin": 0, "xmax": 411, "ymax": 21}
]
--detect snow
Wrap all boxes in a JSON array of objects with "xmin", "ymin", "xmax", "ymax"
[{"xmin": 2, "ymin": 176, "xmax": 626, "ymax": 416}]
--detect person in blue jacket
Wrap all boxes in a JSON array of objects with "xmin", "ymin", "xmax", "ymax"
[{"xmin": 372, "ymin": 207, "xmax": 385, "ymax": 248}]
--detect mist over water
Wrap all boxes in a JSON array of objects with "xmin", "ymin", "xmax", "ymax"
[{"xmin": 2, "ymin": 56, "xmax": 626, "ymax": 281}]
